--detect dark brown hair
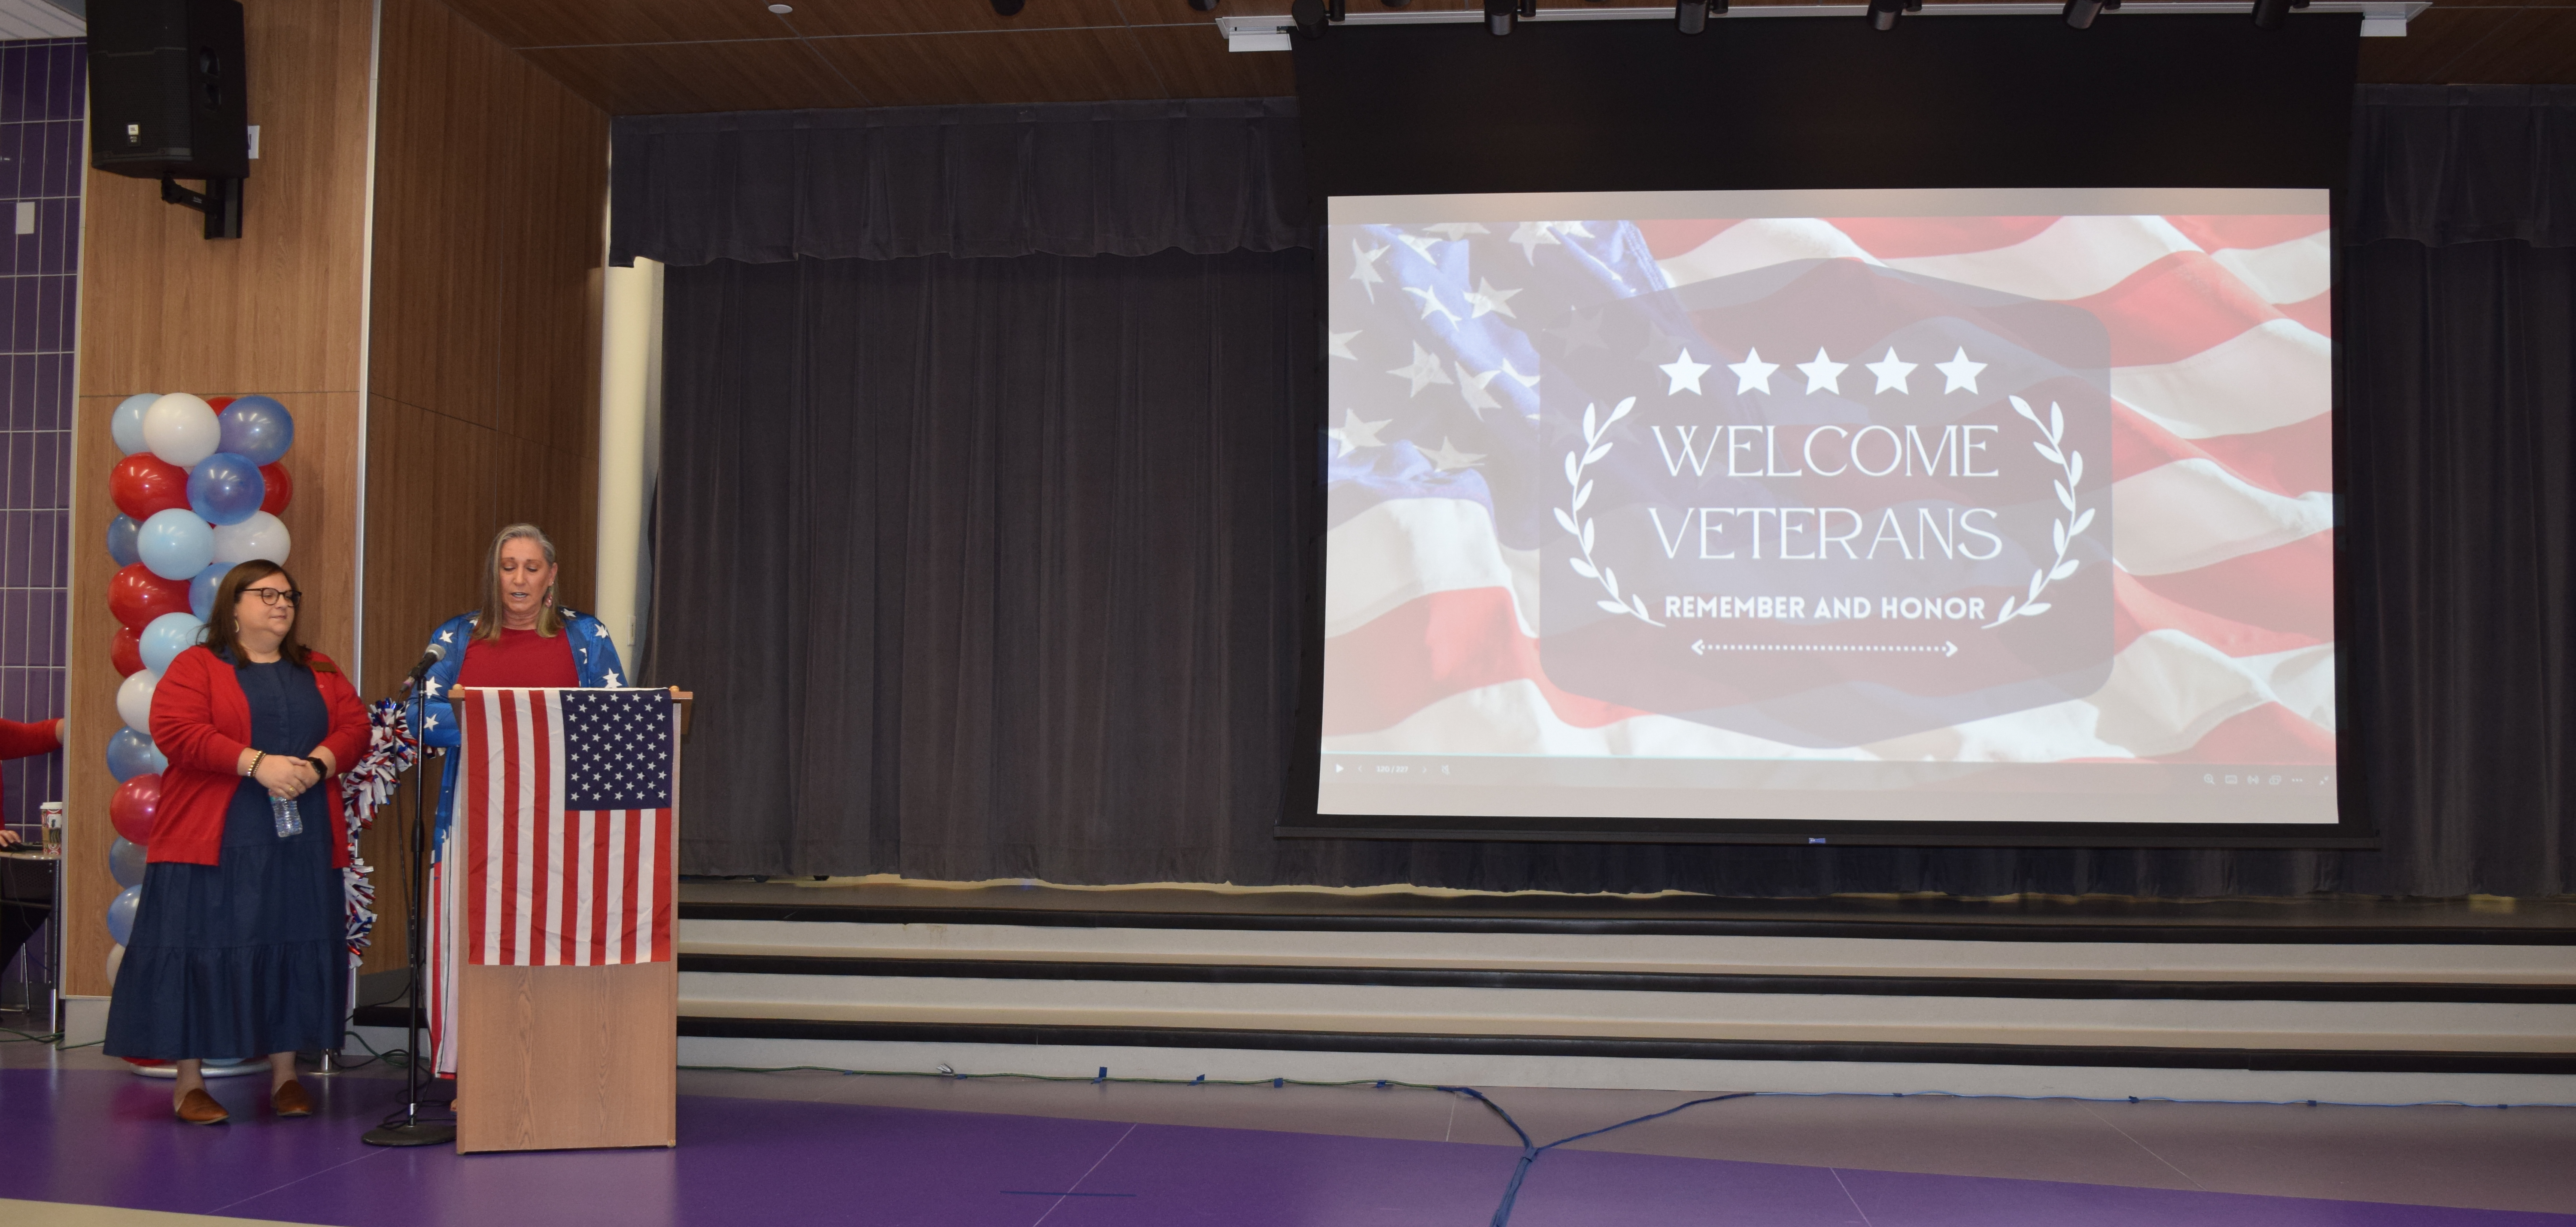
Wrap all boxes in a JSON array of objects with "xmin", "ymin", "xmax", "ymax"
[{"xmin": 199, "ymin": 560, "xmax": 312, "ymax": 668}]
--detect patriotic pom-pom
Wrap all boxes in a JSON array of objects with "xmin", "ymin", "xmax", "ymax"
[{"xmin": 336, "ymin": 700, "xmax": 419, "ymax": 961}]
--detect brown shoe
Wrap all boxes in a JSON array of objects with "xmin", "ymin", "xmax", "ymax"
[
  {"xmin": 272, "ymin": 1079, "xmax": 314, "ymax": 1118},
  {"xmin": 175, "ymin": 1088, "xmax": 230, "ymax": 1125}
]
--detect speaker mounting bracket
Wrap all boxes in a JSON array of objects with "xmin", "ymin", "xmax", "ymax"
[{"xmin": 158, "ymin": 176, "xmax": 243, "ymax": 240}]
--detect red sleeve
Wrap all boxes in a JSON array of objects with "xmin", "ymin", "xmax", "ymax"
[
  {"xmin": 310, "ymin": 656, "xmax": 371, "ymax": 774},
  {"xmin": 0, "ymin": 717, "xmax": 60, "ymax": 760},
  {"xmin": 149, "ymin": 649, "xmax": 249, "ymax": 775}
]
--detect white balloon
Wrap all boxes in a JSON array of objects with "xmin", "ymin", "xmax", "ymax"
[
  {"xmin": 210, "ymin": 511, "xmax": 290, "ymax": 566},
  {"xmin": 112, "ymin": 394, "xmax": 158, "ymax": 455},
  {"xmin": 106, "ymin": 943, "xmax": 125, "ymax": 983},
  {"xmin": 142, "ymin": 393, "xmax": 222, "ymax": 468},
  {"xmin": 116, "ymin": 668, "xmax": 162, "ymax": 734}
]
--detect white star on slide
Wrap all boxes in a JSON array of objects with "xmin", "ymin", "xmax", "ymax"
[
  {"xmin": 1388, "ymin": 343, "xmax": 1453, "ymax": 396},
  {"xmin": 1935, "ymin": 347, "xmax": 1987, "ymax": 395},
  {"xmin": 1797, "ymin": 348, "xmax": 1847, "ymax": 395},
  {"xmin": 1329, "ymin": 410, "xmax": 1393, "ymax": 457},
  {"xmin": 1864, "ymin": 348, "xmax": 1917, "ymax": 394},
  {"xmin": 1327, "ymin": 331, "xmax": 1359, "ymax": 361},
  {"xmin": 1728, "ymin": 349, "xmax": 1779, "ymax": 395},
  {"xmin": 1419, "ymin": 437, "xmax": 1486, "ymax": 472},
  {"xmin": 1659, "ymin": 349, "xmax": 1712, "ymax": 396},
  {"xmin": 1463, "ymin": 278, "xmax": 1521, "ymax": 320},
  {"xmin": 1349, "ymin": 240, "xmax": 1388, "ymax": 301}
]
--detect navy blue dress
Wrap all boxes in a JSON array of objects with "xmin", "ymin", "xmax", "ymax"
[{"xmin": 105, "ymin": 658, "xmax": 346, "ymax": 1060}]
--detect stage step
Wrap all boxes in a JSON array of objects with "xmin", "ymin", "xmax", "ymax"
[{"xmin": 669, "ymin": 883, "xmax": 2576, "ymax": 1086}]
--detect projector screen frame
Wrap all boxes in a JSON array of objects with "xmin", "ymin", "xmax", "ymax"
[{"xmin": 1281, "ymin": 17, "xmax": 2374, "ymax": 849}]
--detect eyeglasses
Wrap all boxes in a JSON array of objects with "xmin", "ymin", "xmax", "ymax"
[{"xmin": 243, "ymin": 588, "xmax": 302, "ymax": 606}]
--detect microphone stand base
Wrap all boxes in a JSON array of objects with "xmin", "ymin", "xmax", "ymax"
[{"xmin": 362, "ymin": 1120, "xmax": 457, "ymax": 1148}]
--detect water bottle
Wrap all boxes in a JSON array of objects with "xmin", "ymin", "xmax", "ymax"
[{"xmin": 272, "ymin": 792, "xmax": 303, "ymax": 839}]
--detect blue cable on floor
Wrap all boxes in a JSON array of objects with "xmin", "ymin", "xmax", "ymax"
[{"xmin": 1438, "ymin": 1086, "xmax": 1755, "ymax": 1227}]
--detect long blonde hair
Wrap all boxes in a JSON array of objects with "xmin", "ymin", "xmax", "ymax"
[{"xmin": 473, "ymin": 523, "xmax": 560, "ymax": 642}]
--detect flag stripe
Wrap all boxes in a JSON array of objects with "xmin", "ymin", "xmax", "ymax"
[{"xmin": 455, "ymin": 688, "xmax": 676, "ymax": 971}]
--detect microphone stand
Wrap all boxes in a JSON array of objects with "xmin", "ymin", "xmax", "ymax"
[{"xmin": 362, "ymin": 674, "xmax": 454, "ymax": 1147}]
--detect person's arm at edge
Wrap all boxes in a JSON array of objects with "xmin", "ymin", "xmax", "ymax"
[{"xmin": 0, "ymin": 716, "xmax": 62, "ymax": 759}]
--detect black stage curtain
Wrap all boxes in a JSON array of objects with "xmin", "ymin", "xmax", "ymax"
[
  {"xmin": 646, "ymin": 91, "xmax": 2576, "ymax": 897},
  {"xmin": 610, "ymin": 100, "xmax": 1307, "ymax": 267}
]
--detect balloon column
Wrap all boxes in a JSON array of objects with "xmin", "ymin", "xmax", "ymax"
[{"xmin": 100, "ymin": 393, "xmax": 294, "ymax": 979}]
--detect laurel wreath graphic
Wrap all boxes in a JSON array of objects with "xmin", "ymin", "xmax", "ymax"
[
  {"xmin": 1983, "ymin": 394, "xmax": 2093, "ymax": 629},
  {"xmin": 1555, "ymin": 396, "xmax": 1666, "ymax": 628}
]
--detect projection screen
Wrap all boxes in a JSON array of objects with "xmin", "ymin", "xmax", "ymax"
[{"xmin": 1312, "ymin": 188, "xmax": 2339, "ymax": 837}]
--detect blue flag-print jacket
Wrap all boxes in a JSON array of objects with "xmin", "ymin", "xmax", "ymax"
[{"xmin": 416, "ymin": 608, "xmax": 626, "ymax": 852}]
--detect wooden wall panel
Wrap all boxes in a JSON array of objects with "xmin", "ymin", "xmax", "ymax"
[
  {"xmin": 359, "ymin": 0, "xmax": 611, "ymax": 971},
  {"xmin": 66, "ymin": 0, "xmax": 377, "ymax": 1000}
]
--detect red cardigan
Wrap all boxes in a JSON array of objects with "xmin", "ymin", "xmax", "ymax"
[
  {"xmin": 0, "ymin": 717, "xmax": 61, "ymax": 825},
  {"xmin": 146, "ymin": 645, "xmax": 369, "ymax": 866}
]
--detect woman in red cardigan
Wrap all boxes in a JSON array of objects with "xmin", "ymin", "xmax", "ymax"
[
  {"xmin": 105, "ymin": 560, "xmax": 368, "ymax": 1125},
  {"xmin": 0, "ymin": 717, "xmax": 64, "ymax": 847}
]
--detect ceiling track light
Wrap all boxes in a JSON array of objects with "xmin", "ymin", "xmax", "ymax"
[
  {"xmin": 2062, "ymin": 0, "xmax": 2105, "ymax": 27},
  {"xmin": 2251, "ymin": 0, "xmax": 2309, "ymax": 27},
  {"xmin": 1486, "ymin": 0, "xmax": 1516, "ymax": 36},
  {"xmin": 1677, "ymin": 0, "xmax": 1710, "ymax": 34},
  {"xmin": 991, "ymin": 0, "xmax": 1024, "ymax": 15},
  {"xmin": 1292, "ymin": 0, "xmax": 1327, "ymax": 34},
  {"xmin": 1867, "ymin": 0, "xmax": 1905, "ymax": 29},
  {"xmin": 1188, "ymin": 0, "xmax": 1218, "ymax": 11}
]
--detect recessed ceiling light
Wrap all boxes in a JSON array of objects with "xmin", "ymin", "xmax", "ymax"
[{"xmin": 767, "ymin": 3, "xmax": 792, "ymax": 12}]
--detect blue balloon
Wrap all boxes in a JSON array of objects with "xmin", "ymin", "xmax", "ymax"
[
  {"xmin": 105, "ymin": 728, "xmax": 167, "ymax": 782},
  {"xmin": 188, "ymin": 562, "xmax": 228, "ymax": 621},
  {"xmin": 140, "ymin": 612, "xmax": 204, "ymax": 675},
  {"xmin": 109, "ymin": 837, "xmax": 147, "ymax": 888},
  {"xmin": 135, "ymin": 508, "xmax": 215, "ymax": 582},
  {"xmin": 111, "ymin": 393, "xmax": 157, "ymax": 455},
  {"xmin": 217, "ymin": 396, "xmax": 294, "ymax": 466},
  {"xmin": 107, "ymin": 515, "xmax": 140, "ymax": 568},
  {"xmin": 106, "ymin": 884, "xmax": 142, "ymax": 947},
  {"xmin": 185, "ymin": 452, "xmax": 266, "ymax": 527}
]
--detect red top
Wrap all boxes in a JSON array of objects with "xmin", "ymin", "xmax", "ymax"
[
  {"xmin": 456, "ymin": 627, "xmax": 580, "ymax": 688},
  {"xmin": 147, "ymin": 645, "xmax": 370, "ymax": 866},
  {"xmin": 0, "ymin": 717, "xmax": 61, "ymax": 831}
]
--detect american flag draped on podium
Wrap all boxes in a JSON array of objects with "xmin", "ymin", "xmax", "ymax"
[{"xmin": 425, "ymin": 687, "xmax": 678, "ymax": 1074}]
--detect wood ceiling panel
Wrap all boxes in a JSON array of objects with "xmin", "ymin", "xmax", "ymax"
[
  {"xmin": 2401, "ymin": 7, "xmax": 2576, "ymax": 82},
  {"xmin": 1126, "ymin": 20, "xmax": 1297, "ymax": 96},
  {"xmin": 783, "ymin": 0, "xmax": 1133, "ymax": 37},
  {"xmin": 810, "ymin": 27, "xmax": 1171, "ymax": 104},
  {"xmin": 521, "ymin": 38, "xmax": 869, "ymax": 112},
  {"xmin": 438, "ymin": 0, "xmax": 790, "ymax": 47},
  {"xmin": 2355, "ymin": 6, "xmax": 2576, "ymax": 83}
]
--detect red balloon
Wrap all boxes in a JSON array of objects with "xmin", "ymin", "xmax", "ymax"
[
  {"xmin": 111, "ymin": 625, "xmax": 145, "ymax": 676},
  {"xmin": 107, "ymin": 563, "xmax": 190, "ymax": 631},
  {"xmin": 205, "ymin": 396, "xmax": 236, "ymax": 411},
  {"xmin": 109, "ymin": 773, "xmax": 161, "ymax": 845},
  {"xmin": 258, "ymin": 462, "xmax": 292, "ymax": 514},
  {"xmin": 109, "ymin": 453, "xmax": 190, "ymax": 521}
]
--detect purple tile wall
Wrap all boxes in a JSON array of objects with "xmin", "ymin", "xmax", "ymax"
[{"xmin": 0, "ymin": 39, "xmax": 79, "ymax": 835}]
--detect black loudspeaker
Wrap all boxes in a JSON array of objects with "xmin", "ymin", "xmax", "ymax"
[{"xmin": 88, "ymin": 0, "xmax": 249, "ymax": 181}]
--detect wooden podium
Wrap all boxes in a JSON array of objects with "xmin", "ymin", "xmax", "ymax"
[{"xmin": 451, "ymin": 688, "xmax": 688, "ymax": 1154}]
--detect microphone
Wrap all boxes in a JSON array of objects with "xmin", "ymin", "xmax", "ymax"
[{"xmin": 404, "ymin": 641, "xmax": 447, "ymax": 688}]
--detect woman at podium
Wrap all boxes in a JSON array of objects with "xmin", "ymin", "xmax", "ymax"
[
  {"xmin": 413, "ymin": 524, "xmax": 625, "ymax": 1080},
  {"xmin": 106, "ymin": 561, "xmax": 370, "ymax": 1125}
]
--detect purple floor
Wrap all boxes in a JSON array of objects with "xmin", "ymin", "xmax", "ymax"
[{"xmin": 3, "ymin": 1068, "xmax": 2571, "ymax": 1227}]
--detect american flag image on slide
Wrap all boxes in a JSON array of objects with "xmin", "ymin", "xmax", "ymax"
[
  {"xmin": 1323, "ymin": 208, "xmax": 2333, "ymax": 765},
  {"xmin": 455, "ymin": 687, "xmax": 677, "ymax": 966}
]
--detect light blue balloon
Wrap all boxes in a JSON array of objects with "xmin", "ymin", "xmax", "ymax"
[
  {"xmin": 185, "ymin": 452, "xmax": 266, "ymax": 527},
  {"xmin": 140, "ymin": 612, "xmax": 204, "ymax": 674},
  {"xmin": 107, "ymin": 515, "xmax": 140, "ymax": 568},
  {"xmin": 188, "ymin": 563, "xmax": 228, "ymax": 621},
  {"xmin": 105, "ymin": 728, "xmax": 166, "ymax": 782},
  {"xmin": 135, "ymin": 508, "xmax": 214, "ymax": 582},
  {"xmin": 111, "ymin": 393, "xmax": 157, "ymax": 455},
  {"xmin": 217, "ymin": 396, "xmax": 294, "ymax": 466},
  {"xmin": 106, "ymin": 884, "xmax": 142, "ymax": 947},
  {"xmin": 109, "ymin": 837, "xmax": 148, "ymax": 888}
]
